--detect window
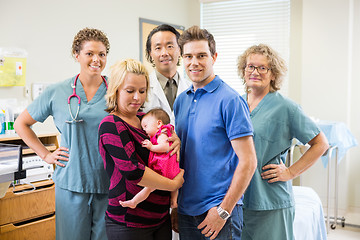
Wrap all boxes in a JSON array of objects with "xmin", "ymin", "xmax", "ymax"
[{"xmin": 201, "ymin": 0, "xmax": 290, "ymax": 95}]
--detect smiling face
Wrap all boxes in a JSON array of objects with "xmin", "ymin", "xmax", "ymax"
[
  {"xmin": 75, "ymin": 40, "xmax": 107, "ymax": 77},
  {"xmin": 116, "ymin": 73, "xmax": 147, "ymax": 116},
  {"xmin": 182, "ymin": 40, "xmax": 217, "ymax": 90},
  {"xmin": 244, "ymin": 54, "xmax": 274, "ymax": 94},
  {"xmin": 149, "ymin": 31, "xmax": 180, "ymax": 78}
]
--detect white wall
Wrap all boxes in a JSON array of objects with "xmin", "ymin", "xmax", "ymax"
[
  {"xmin": 349, "ymin": 0, "xmax": 360, "ymax": 214},
  {"xmin": 2, "ymin": 0, "xmax": 359, "ymax": 218},
  {"xmin": 289, "ymin": 0, "xmax": 360, "ymax": 217},
  {"xmin": 0, "ymin": 0, "xmax": 200, "ymax": 131}
]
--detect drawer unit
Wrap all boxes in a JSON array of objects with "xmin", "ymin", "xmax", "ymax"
[
  {"xmin": 0, "ymin": 180, "xmax": 55, "ymax": 226},
  {"xmin": 0, "ymin": 180, "xmax": 55, "ymax": 240},
  {"xmin": 0, "ymin": 214, "xmax": 55, "ymax": 240},
  {"xmin": 0, "ymin": 133, "xmax": 58, "ymax": 239}
]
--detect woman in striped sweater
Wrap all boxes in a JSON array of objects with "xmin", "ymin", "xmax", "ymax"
[{"xmin": 98, "ymin": 59, "xmax": 184, "ymax": 240}]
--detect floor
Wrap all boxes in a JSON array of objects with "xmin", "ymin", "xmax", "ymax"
[
  {"xmin": 327, "ymin": 226, "xmax": 360, "ymax": 240},
  {"xmin": 326, "ymin": 211, "xmax": 360, "ymax": 240}
]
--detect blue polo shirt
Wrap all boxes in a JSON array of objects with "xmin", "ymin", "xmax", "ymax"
[{"xmin": 174, "ymin": 76, "xmax": 253, "ymax": 216}]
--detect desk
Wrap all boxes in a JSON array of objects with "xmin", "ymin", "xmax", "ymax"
[
  {"xmin": 0, "ymin": 133, "xmax": 58, "ymax": 239},
  {"xmin": 316, "ymin": 120, "xmax": 357, "ymax": 230}
]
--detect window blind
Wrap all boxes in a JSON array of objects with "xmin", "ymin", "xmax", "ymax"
[{"xmin": 200, "ymin": 0, "xmax": 290, "ymax": 95}]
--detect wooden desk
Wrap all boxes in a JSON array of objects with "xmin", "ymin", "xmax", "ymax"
[{"xmin": 0, "ymin": 133, "xmax": 58, "ymax": 240}]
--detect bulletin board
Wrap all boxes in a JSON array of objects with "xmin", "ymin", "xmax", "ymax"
[
  {"xmin": 139, "ymin": 18, "xmax": 185, "ymax": 72},
  {"xmin": 0, "ymin": 48, "xmax": 27, "ymax": 86}
]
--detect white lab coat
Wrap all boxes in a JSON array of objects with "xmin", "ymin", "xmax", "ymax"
[
  {"xmin": 143, "ymin": 71, "xmax": 190, "ymax": 240},
  {"xmin": 143, "ymin": 71, "xmax": 191, "ymax": 125}
]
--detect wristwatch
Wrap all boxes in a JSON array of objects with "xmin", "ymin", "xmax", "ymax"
[{"xmin": 217, "ymin": 206, "xmax": 230, "ymax": 221}]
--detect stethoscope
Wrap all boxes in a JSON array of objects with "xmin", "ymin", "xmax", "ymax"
[{"xmin": 66, "ymin": 74, "xmax": 108, "ymax": 124}]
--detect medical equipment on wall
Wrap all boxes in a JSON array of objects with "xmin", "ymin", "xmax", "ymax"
[
  {"xmin": 66, "ymin": 74, "xmax": 107, "ymax": 124},
  {"xmin": 0, "ymin": 48, "xmax": 27, "ymax": 86}
]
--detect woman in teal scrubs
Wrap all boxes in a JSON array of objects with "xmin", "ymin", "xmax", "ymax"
[
  {"xmin": 237, "ymin": 44, "xmax": 329, "ymax": 240},
  {"xmin": 14, "ymin": 28, "xmax": 111, "ymax": 240}
]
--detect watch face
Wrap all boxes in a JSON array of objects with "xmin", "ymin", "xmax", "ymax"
[
  {"xmin": 217, "ymin": 206, "xmax": 230, "ymax": 220},
  {"xmin": 220, "ymin": 211, "xmax": 229, "ymax": 219}
]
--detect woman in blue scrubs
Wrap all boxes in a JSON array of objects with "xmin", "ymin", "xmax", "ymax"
[
  {"xmin": 14, "ymin": 28, "xmax": 111, "ymax": 240},
  {"xmin": 237, "ymin": 44, "xmax": 329, "ymax": 240}
]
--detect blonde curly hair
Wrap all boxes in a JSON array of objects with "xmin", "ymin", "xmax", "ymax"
[{"xmin": 237, "ymin": 44, "xmax": 287, "ymax": 92}]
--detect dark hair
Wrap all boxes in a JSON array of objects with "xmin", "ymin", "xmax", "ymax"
[
  {"xmin": 144, "ymin": 108, "xmax": 170, "ymax": 125},
  {"xmin": 72, "ymin": 28, "xmax": 110, "ymax": 58},
  {"xmin": 178, "ymin": 25, "xmax": 216, "ymax": 56},
  {"xmin": 145, "ymin": 24, "xmax": 181, "ymax": 65}
]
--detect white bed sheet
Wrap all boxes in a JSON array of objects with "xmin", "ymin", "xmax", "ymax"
[{"xmin": 294, "ymin": 186, "xmax": 327, "ymax": 240}]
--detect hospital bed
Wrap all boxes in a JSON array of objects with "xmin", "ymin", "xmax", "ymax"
[
  {"xmin": 288, "ymin": 144, "xmax": 328, "ymax": 240},
  {"xmin": 293, "ymin": 185, "xmax": 327, "ymax": 240}
]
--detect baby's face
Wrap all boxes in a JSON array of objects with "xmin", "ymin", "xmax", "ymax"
[{"xmin": 141, "ymin": 115, "xmax": 159, "ymax": 137}]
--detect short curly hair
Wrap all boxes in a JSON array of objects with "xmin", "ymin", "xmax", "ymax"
[
  {"xmin": 105, "ymin": 59, "xmax": 149, "ymax": 113},
  {"xmin": 71, "ymin": 28, "xmax": 110, "ymax": 58},
  {"xmin": 237, "ymin": 44, "xmax": 287, "ymax": 92}
]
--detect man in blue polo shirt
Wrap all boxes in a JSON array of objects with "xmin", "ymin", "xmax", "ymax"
[{"xmin": 172, "ymin": 25, "xmax": 257, "ymax": 240}]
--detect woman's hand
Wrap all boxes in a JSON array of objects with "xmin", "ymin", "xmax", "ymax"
[
  {"xmin": 43, "ymin": 147, "xmax": 69, "ymax": 167},
  {"xmin": 171, "ymin": 169, "xmax": 184, "ymax": 191},
  {"xmin": 168, "ymin": 131, "xmax": 181, "ymax": 161},
  {"xmin": 261, "ymin": 162, "xmax": 293, "ymax": 183}
]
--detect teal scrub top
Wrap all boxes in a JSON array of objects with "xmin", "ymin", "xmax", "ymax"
[
  {"xmin": 27, "ymin": 75, "xmax": 109, "ymax": 194},
  {"xmin": 243, "ymin": 92, "xmax": 320, "ymax": 210}
]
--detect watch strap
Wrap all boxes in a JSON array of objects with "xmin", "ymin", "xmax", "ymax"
[{"xmin": 217, "ymin": 206, "xmax": 230, "ymax": 221}]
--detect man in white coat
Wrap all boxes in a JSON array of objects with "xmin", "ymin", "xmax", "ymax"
[
  {"xmin": 142, "ymin": 24, "xmax": 190, "ymax": 124},
  {"xmin": 143, "ymin": 24, "xmax": 190, "ymax": 240}
]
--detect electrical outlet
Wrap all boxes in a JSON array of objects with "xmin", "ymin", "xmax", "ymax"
[{"xmin": 32, "ymin": 83, "xmax": 44, "ymax": 100}]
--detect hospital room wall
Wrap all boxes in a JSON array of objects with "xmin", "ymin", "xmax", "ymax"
[
  {"xmin": 2, "ymin": 0, "xmax": 360, "ymax": 215},
  {"xmin": 0, "ymin": 0, "xmax": 200, "ymax": 131},
  {"xmin": 289, "ymin": 0, "xmax": 360, "ymax": 217}
]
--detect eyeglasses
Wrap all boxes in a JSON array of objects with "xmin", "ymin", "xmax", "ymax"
[{"xmin": 245, "ymin": 65, "xmax": 270, "ymax": 74}]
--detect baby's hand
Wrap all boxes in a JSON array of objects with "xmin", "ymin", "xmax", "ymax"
[{"xmin": 142, "ymin": 139, "xmax": 152, "ymax": 149}]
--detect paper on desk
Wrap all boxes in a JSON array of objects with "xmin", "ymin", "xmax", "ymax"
[
  {"xmin": 0, "ymin": 181, "xmax": 11, "ymax": 198},
  {"xmin": 0, "ymin": 161, "xmax": 18, "ymax": 175}
]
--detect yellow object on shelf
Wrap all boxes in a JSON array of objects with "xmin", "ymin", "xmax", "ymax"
[{"xmin": 0, "ymin": 48, "xmax": 27, "ymax": 87}]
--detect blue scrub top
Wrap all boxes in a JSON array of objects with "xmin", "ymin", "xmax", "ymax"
[
  {"xmin": 243, "ymin": 91, "xmax": 320, "ymax": 210},
  {"xmin": 27, "ymin": 75, "xmax": 109, "ymax": 194},
  {"xmin": 174, "ymin": 76, "xmax": 253, "ymax": 216}
]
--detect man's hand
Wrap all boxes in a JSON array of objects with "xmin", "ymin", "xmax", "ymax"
[{"xmin": 197, "ymin": 207, "xmax": 226, "ymax": 240}]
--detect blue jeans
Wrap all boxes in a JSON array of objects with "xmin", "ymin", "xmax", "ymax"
[{"xmin": 178, "ymin": 204, "xmax": 243, "ymax": 240}]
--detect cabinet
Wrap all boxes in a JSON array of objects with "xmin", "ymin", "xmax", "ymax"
[{"xmin": 0, "ymin": 132, "xmax": 58, "ymax": 240}]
